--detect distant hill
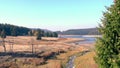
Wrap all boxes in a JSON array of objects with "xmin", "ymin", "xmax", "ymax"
[{"xmin": 56, "ymin": 28, "xmax": 100, "ymax": 35}]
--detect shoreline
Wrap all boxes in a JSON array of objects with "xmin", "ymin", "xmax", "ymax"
[{"xmin": 59, "ymin": 35, "xmax": 101, "ymax": 37}]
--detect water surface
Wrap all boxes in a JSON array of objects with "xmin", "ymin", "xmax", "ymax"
[{"xmin": 59, "ymin": 35, "xmax": 97, "ymax": 44}]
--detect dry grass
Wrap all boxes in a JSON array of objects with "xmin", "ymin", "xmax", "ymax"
[
  {"xmin": 74, "ymin": 51, "xmax": 98, "ymax": 68},
  {"xmin": 56, "ymin": 46, "xmax": 87, "ymax": 67},
  {"xmin": 0, "ymin": 36, "xmax": 97, "ymax": 68},
  {"xmin": 38, "ymin": 60, "xmax": 61, "ymax": 68},
  {"xmin": 0, "ymin": 36, "xmax": 84, "ymax": 68},
  {"xmin": 0, "ymin": 36, "xmax": 76, "ymax": 52}
]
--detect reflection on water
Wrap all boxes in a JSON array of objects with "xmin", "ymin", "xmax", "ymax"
[{"xmin": 59, "ymin": 35, "xmax": 97, "ymax": 44}]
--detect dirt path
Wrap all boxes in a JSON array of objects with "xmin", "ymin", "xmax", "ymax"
[
  {"xmin": 66, "ymin": 50, "xmax": 91, "ymax": 68},
  {"xmin": 66, "ymin": 56, "xmax": 76, "ymax": 68}
]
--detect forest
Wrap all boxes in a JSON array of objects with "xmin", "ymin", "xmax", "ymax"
[{"xmin": 0, "ymin": 23, "xmax": 58, "ymax": 37}]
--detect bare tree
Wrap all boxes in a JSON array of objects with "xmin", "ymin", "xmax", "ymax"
[
  {"xmin": 0, "ymin": 30, "xmax": 6, "ymax": 52},
  {"xmin": 9, "ymin": 39, "xmax": 14, "ymax": 52},
  {"xmin": 31, "ymin": 38, "xmax": 34, "ymax": 53},
  {"xmin": 2, "ymin": 38, "xmax": 6, "ymax": 52}
]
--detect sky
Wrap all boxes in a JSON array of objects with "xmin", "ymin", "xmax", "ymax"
[{"xmin": 0, "ymin": 0, "xmax": 113, "ymax": 31}]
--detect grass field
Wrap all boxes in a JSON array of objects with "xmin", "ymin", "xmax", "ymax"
[
  {"xmin": 74, "ymin": 51, "xmax": 98, "ymax": 68},
  {"xmin": 0, "ymin": 36, "xmax": 97, "ymax": 68}
]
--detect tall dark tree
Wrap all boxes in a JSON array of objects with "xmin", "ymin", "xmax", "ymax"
[
  {"xmin": 11, "ymin": 27, "xmax": 17, "ymax": 36},
  {"xmin": 0, "ymin": 30, "xmax": 6, "ymax": 38},
  {"xmin": 95, "ymin": 0, "xmax": 120, "ymax": 68},
  {"xmin": 36, "ymin": 29, "xmax": 42, "ymax": 40},
  {"xmin": 53, "ymin": 32, "xmax": 58, "ymax": 37}
]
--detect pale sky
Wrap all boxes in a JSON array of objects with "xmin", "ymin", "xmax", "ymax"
[{"xmin": 0, "ymin": 0, "xmax": 113, "ymax": 31}]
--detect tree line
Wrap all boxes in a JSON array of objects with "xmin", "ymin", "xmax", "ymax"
[
  {"xmin": 0, "ymin": 23, "xmax": 58, "ymax": 52},
  {"xmin": 0, "ymin": 23, "xmax": 58, "ymax": 39}
]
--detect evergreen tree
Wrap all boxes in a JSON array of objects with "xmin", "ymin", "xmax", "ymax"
[
  {"xmin": 44, "ymin": 32, "xmax": 51, "ymax": 37},
  {"xmin": 11, "ymin": 27, "xmax": 17, "ymax": 36},
  {"xmin": 95, "ymin": 0, "xmax": 120, "ymax": 68},
  {"xmin": 53, "ymin": 32, "xmax": 58, "ymax": 37},
  {"xmin": 36, "ymin": 30, "xmax": 42, "ymax": 40},
  {"xmin": 0, "ymin": 30, "xmax": 6, "ymax": 38}
]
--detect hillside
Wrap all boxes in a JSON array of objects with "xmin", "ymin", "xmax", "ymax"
[
  {"xmin": 0, "ymin": 23, "xmax": 58, "ymax": 37},
  {"xmin": 56, "ymin": 28, "xmax": 100, "ymax": 35}
]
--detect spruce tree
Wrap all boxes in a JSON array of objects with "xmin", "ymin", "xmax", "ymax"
[
  {"xmin": 36, "ymin": 30, "xmax": 42, "ymax": 40},
  {"xmin": 0, "ymin": 30, "xmax": 6, "ymax": 38},
  {"xmin": 53, "ymin": 32, "xmax": 58, "ymax": 37},
  {"xmin": 95, "ymin": 0, "xmax": 120, "ymax": 68}
]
